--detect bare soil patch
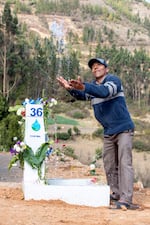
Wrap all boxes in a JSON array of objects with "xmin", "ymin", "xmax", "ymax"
[{"xmin": 0, "ymin": 152, "xmax": 150, "ymax": 225}]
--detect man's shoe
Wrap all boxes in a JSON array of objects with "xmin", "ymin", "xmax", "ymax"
[
  {"xmin": 115, "ymin": 201, "xmax": 140, "ymax": 210},
  {"xmin": 110, "ymin": 193, "xmax": 119, "ymax": 202}
]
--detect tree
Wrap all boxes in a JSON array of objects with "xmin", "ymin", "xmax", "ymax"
[
  {"xmin": 0, "ymin": 2, "xmax": 19, "ymax": 100},
  {"xmin": 0, "ymin": 93, "xmax": 9, "ymax": 121}
]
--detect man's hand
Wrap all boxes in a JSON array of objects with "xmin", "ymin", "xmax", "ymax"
[
  {"xmin": 70, "ymin": 76, "xmax": 85, "ymax": 91},
  {"xmin": 57, "ymin": 76, "xmax": 73, "ymax": 90}
]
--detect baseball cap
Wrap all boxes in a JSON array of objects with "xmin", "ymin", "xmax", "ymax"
[{"xmin": 88, "ymin": 58, "xmax": 108, "ymax": 69}]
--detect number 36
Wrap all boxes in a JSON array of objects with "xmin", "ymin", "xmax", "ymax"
[{"xmin": 30, "ymin": 107, "xmax": 43, "ymax": 117}]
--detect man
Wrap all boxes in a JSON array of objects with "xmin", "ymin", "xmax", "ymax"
[{"xmin": 57, "ymin": 58, "xmax": 139, "ymax": 210}]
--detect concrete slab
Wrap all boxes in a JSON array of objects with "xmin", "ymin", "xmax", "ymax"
[{"xmin": 23, "ymin": 178, "xmax": 110, "ymax": 207}]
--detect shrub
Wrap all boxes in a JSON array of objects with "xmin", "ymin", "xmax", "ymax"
[
  {"xmin": 55, "ymin": 132, "xmax": 71, "ymax": 140},
  {"xmin": 63, "ymin": 146, "xmax": 77, "ymax": 159},
  {"xmin": 67, "ymin": 128, "xmax": 72, "ymax": 137},
  {"xmin": 66, "ymin": 108, "xmax": 90, "ymax": 119},
  {"xmin": 133, "ymin": 140, "xmax": 150, "ymax": 152},
  {"xmin": 91, "ymin": 147, "xmax": 102, "ymax": 164},
  {"xmin": 73, "ymin": 126, "xmax": 81, "ymax": 135},
  {"xmin": 67, "ymin": 109, "xmax": 85, "ymax": 119},
  {"xmin": 0, "ymin": 112, "xmax": 23, "ymax": 151},
  {"xmin": 72, "ymin": 111, "xmax": 85, "ymax": 119},
  {"xmin": 95, "ymin": 148, "xmax": 102, "ymax": 160},
  {"xmin": 92, "ymin": 128, "xmax": 103, "ymax": 138}
]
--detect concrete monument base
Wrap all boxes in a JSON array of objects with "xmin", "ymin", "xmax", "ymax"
[{"xmin": 22, "ymin": 178, "xmax": 110, "ymax": 207}]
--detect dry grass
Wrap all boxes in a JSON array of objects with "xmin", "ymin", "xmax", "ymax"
[{"xmin": 133, "ymin": 151, "xmax": 150, "ymax": 187}]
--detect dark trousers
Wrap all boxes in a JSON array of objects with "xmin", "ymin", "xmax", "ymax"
[{"xmin": 103, "ymin": 130, "xmax": 134, "ymax": 203}]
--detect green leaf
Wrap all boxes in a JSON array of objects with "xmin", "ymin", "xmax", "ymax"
[
  {"xmin": 8, "ymin": 155, "xmax": 19, "ymax": 170},
  {"xmin": 35, "ymin": 142, "xmax": 49, "ymax": 165},
  {"xmin": 8, "ymin": 142, "xmax": 50, "ymax": 180}
]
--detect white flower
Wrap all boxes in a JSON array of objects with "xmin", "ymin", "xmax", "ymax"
[
  {"xmin": 51, "ymin": 98, "xmax": 57, "ymax": 105},
  {"xmin": 90, "ymin": 164, "xmax": 95, "ymax": 170},
  {"xmin": 49, "ymin": 102, "xmax": 53, "ymax": 107},
  {"xmin": 20, "ymin": 141, "xmax": 25, "ymax": 147},
  {"xmin": 13, "ymin": 137, "xmax": 18, "ymax": 141},
  {"xmin": 15, "ymin": 145, "xmax": 21, "ymax": 152},
  {"xmin": 25, "ymin": 98, "xmax": 29, "ymax": 104},
  {"xmin": 14, "ymin": 144, "xmax": 18, "ymax": 149},
  {"xmin": 17, "ymin": 107, "xmax": 25, "ymax": 116},
  {"xmin": 20, "ymin": 142, "xmax": 26, "ymax": 151}
]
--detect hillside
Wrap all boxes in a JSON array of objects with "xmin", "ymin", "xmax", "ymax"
[{"xmin": 0, "ymin": 0, "xmax": 150, "ymax": 68}]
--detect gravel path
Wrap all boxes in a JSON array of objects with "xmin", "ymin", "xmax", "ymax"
[{"xmin": 0, "ymin": 152, "xmax": 23, "ymax": 183}]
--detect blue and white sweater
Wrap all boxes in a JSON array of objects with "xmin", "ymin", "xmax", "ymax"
[{"xmin": 69, "ymin": 74, "xmax": 134, "ymax": 135}]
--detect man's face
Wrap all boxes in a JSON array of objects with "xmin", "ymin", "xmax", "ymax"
[{"xmin": 91, "ymin": 62, "xmax": 108, "ymax": 79}]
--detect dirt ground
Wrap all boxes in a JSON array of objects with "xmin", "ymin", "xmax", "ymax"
[{"xmin": 0, "ymin": 152, "xmax": 150, "ymax": 225}]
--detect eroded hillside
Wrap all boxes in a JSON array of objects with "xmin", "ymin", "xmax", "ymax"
[{"xmin": 0, "ymin": 0, "xmax": 150, "ymax": 60}]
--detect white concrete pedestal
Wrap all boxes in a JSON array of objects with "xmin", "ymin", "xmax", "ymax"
[
  {"xmin": 23, "ymin": 178, "xmax": 110, "ymax": 207},
  {"xmin": 23, "ymin": 103, "xmax": 110, "ymax": 207}
]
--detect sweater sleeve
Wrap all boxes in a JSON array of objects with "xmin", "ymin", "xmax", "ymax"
[
  {"xmin": 84, "ymin": 75, "xmax": 122, "ymax": 98},
  {"xmin": 68, "ymin": 89, "xmax": 90, "ymax": 101}
]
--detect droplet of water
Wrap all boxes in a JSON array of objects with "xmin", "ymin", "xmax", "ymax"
[{"xmin": 32, "ymin": 119, "xmax": 41, "ymax": 131}]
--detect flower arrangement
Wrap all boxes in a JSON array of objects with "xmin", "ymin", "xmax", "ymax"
[
  {"xmin": 8, "ymin": 140, "xmax": 53, "ymax": 179},
  {"xmin": 8, "ymin": 97, "xmax": 58, "ymax": 180}
]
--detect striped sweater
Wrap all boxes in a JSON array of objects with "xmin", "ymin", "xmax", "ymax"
[{"xmin": 69, "ymin": 74, "xmax": 134, "ymax": 135}]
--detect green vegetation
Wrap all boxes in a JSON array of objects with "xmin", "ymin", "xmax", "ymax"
[
  {"xmin": 0, "ymin": 112, "xmax": 23, "ymax": 151},
  {"xmin": 36, "ymin": 0, "xmax": 79, "ymax": 15},
  {"xmin": 51, "ymin": 125, "xmax": 81, "ymax": 141},
  {"xmin": 0, "ymin": 2, "xmax": 150, "ymax": 107},
  {"xmin": 14, "ymin": 0, "xmax": 32, "ymax": 14},
  {"xmin": 63, "ymin": 146, "xmax": 77, "ymax": 159},
  {"xmin": 48, "ymin": 115, "xmax": 79, "ymax": 125},
  {"xmin": 92, "ymin": 128, "xmax": 104, "ymax": 139},
  {"xmin": 9, "ymin": 105, "xmax": 22, "ymax": 112},
  {"xmin": 73, "ymin": 126, "xmax": 81, "ymax": 135},
  {"xmin": 54, "ymin": 132, "xmax": 71, "ymax": 140},
  {"xmin": 105, "ymin": 0, "xmax": 141, "ymax": 23},
  {"xmin": 133, "ymin": 140, "xmax": 150, "ymax": 152}
]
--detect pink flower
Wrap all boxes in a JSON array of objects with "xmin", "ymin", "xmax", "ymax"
[{"xmin": 91, "ymin": 177, "xmax": 97, "ymax": 183}]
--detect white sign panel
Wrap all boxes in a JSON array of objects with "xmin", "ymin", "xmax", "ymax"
[
  {"xmin": 24, "ymin": 104, "xmax": 45, "ymax": 152},
  {"xmin": 24, "ymin": 104, "xmax": 46, "ymax": 182}
]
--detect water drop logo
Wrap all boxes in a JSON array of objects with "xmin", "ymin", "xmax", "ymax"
[{"xmin": 32, "ymin": 119, "xmax": 41, "ymax": 131}]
